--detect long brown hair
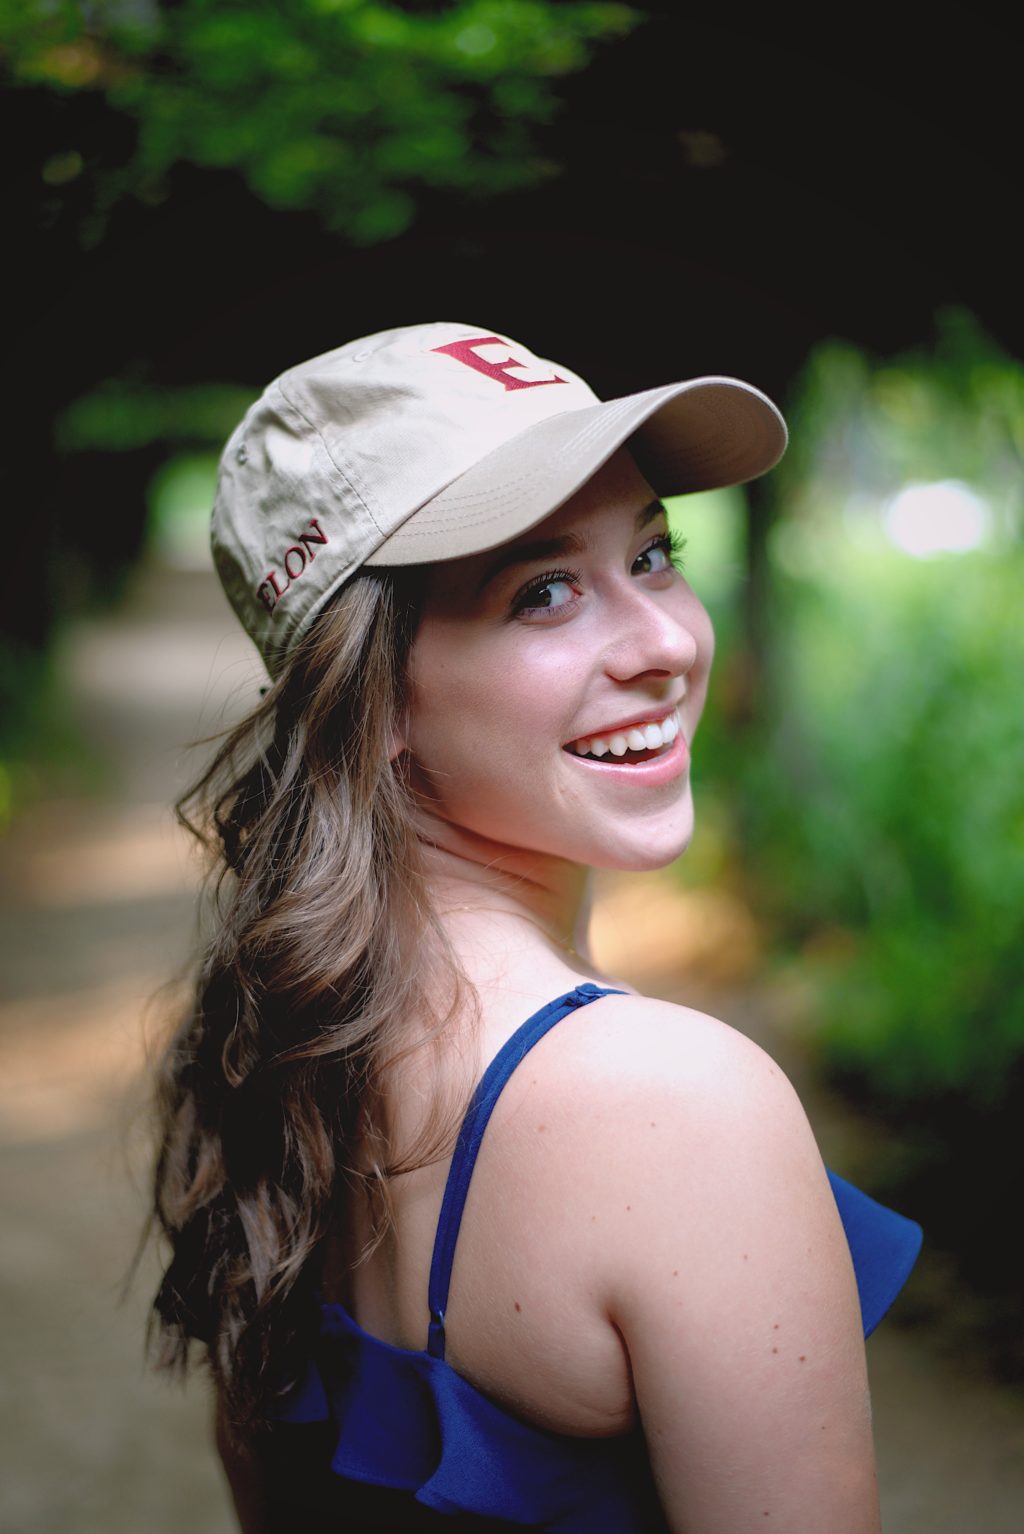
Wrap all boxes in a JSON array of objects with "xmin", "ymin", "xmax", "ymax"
[{"xmin": 149, "ymin": 568, "xmax": 462, "ymax": 1429}]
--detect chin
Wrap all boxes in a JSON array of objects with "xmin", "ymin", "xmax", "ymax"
[
  {"xmin": 579, "ymin": 802, "xmax": 697, "ymax": 874},
  {"xmin": 591, "ymin": 836, "xmax": 694, "ymax": 875}
]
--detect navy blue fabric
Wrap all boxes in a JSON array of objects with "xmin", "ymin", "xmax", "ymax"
[
  {"xmin": 826, "ymin": 1168, "xmax": 922, "ymax": 1337},
  {"xmin": 275, "ymin": 983, "xmax": 923, "ymax": 1530}
]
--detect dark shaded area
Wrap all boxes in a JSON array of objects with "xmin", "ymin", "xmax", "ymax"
[
  {"xmin": 841, "ymin": 1057, "xmax": 1024, "ymax": 1383},
  {"xmin": 7, "ymin": 6, "xmax": 1020, "ymax": 652}
]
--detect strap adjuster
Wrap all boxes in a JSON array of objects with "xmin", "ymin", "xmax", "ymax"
[{"xmin": 427, "ymin": 1306, "xmax": 446, "ymax": 1360}]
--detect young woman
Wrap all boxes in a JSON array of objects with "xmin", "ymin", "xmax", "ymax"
[{"xmin": 151, "ymin": 323, "xmax": 922, "ymax": 1533}]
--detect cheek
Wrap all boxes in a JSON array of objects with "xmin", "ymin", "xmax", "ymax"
[{"xmin": 406, "ymin": 628, "xmax": 578, "ymax": 809}]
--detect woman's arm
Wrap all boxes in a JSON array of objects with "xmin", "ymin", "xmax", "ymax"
[
  {"xmin": 591, "ymin": 999, "xmax": 879, "ymax": 1533},
  {"xmin": 214, "ymin": 1389, "xmax": 271, "ymax": 1534}
]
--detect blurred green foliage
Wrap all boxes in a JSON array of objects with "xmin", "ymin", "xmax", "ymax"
[
  {"xmin": 147, "ymin": 451, "xmax": 222, "ymax": 567},
  {"xmin": 755, "ymin": 515, "xmax": 1022, "ymax": 1100},
  {"xmin": 747, "ymin": 311, "xmax": 1023, "ymax": 1101},
  {"xmin": 56, "ymin": 381, "xmax": 259, "ymax": 452},
  {"xmin": 3, "ymin": 0, "xmax": 636, "ymax": 242},
  {"xmin": 0, "ymin": 642, "xmax": 102, "ymax": 835}
]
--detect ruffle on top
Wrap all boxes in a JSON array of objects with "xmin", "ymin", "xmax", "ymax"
[
  {"xmin": 278, "ymin": 1181, "xmax": 921, "ymax": 1531},
  {"xmin": 829, "ymin": 1168, "xmax": 923, "ymax": 1337},
  {"xmin": 280, "ymin": 1301, "xmax": 658, "ymax": 1531}
]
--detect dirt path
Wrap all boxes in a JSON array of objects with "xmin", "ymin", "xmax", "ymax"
[{"xmin": 2, "ymin": 564, "xmax": 1022, "ymax": 1533}]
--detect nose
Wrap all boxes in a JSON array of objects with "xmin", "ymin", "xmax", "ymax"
[{"xmin": 601, "ymin": 584, "xmax": 700, "ymax": 685}]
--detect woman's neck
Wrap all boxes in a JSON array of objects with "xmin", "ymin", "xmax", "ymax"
[{"xmin": 414, "ymin": 810, "xmax": 595, "ymax": 969}]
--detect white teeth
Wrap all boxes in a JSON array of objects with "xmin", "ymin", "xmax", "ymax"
[{"xmin": 570, "ymin": 709, "xmax": 680, "ymax": 759}]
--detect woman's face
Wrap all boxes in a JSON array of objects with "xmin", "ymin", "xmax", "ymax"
[{"xmin": 402, "ymin": 449, "xmax": 715, "ymax": 873}]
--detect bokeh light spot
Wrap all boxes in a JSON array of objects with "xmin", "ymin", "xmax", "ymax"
[{"xmin": 882, "ymin": 481, "xmax": 992, "ymax": 557}]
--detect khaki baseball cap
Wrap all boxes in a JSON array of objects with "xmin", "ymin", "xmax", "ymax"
[{"xmin": 212, "ymin": 321, "xmax": 787, "ymax": 674}]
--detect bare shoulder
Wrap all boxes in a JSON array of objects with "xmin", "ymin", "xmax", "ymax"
[
  {"xmin": 541, "ymin": 988, "xmax": 802, "ymax": 1143},
  {"xmin": 519, "ymin": 987, "xmax": 836, "ymax": 1286},
  {"xmin": 542, "ymin": 988, "xmax": 839, "ymax": 1269}
]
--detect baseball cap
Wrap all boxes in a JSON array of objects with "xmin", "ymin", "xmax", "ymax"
[{"xmin": 211, "ymin": 321, "xmax": 787, "ymax": 675}]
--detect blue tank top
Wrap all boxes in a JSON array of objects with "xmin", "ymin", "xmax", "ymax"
[{"xmin": 270, "ymin": 984, "xmax": 923, "ymax": 1531}]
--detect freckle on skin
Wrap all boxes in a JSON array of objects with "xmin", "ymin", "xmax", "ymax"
[
  {"xmin": 537, "ymin": 1124, "xmax": 546, "ymax": 1132},
  {"xmin": 650, "ymin": 1121, "xmax": 656, "ymax": 1127},
  {"xmin": 625, "ymin": 1205, "xmax": 631, "ymax": 1212},
  {"xmin": 773, "ymin": 1323, "xmax": 779, "ymax": 1330},
  {"xmin": 514, "ymin": 1302, "xmax": 521, "ymax": 1312},
  {"xmin": 672, "ymin": 1270, "xmax": 678, "ymax": 1277},
  {"xmin": 771, "ymin": 1347, "xmax": 778, "ymax": 1354},
  {"xmin": 799, "ymin": 1355, "xmax": 806, "ymax": 1362}
]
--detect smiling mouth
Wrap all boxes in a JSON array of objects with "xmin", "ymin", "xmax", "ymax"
[{"xmin": 563, "ymin": 709, "xmax": 681, "ymax": 764}]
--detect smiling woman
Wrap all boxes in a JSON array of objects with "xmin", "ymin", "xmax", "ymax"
[
  {"xmin": 403, "ymin": 452, "xmax": 712, "ymax": 874},
  {"xmin": 149, "ymin": 324, "xmax": 921, "ymax": 1534}
]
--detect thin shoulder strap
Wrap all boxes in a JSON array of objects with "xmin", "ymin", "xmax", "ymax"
[{"xmin": 426, "ymin": 982, "xmax": 623, "ymax": 1359}]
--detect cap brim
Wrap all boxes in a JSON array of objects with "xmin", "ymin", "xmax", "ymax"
[{"xmin": 366, "ymin": 376, "xmax": 786, "ymax": 567}]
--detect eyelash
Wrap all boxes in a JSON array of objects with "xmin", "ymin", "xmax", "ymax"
[
  {"xmin": 661, "ymin": 528, "xmax": 689, "ymax": 573},
  {"xmin": 510, "ymin": 531, "xmax": 688, "ymax": 618}
]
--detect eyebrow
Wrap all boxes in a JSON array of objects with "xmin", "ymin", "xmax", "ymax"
[{"xmin": 476, "ymin": 499, "xmax": 667, "ymax": 594}]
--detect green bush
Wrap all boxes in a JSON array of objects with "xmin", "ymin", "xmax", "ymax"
[{"xmin": 749, "ymin": 534, "xmax": 1024, "ymax": 1108}]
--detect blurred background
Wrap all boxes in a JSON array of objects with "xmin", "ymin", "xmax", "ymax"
[{"xmin": 2, "ymin": 2, "xmax": 1022, "ymax": 1529}]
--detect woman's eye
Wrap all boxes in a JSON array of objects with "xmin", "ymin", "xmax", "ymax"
[
  {"xmin": 632, "ymin": 532, "xmax": 686, "ymax": 577},
  {"xmin": 512, "ymin": 571, "xmax": 580, "ymax": 617}
]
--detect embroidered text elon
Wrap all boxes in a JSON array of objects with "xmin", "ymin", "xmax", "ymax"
[{"xmin": 256, "ymin": 519, "xmax": 329, "ymax": 614}]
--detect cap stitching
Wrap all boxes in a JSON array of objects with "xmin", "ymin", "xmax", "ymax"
[
  {"xmin": 417, "ymin": 397, "xmax": 642, "ymax": 515},
  {"xmin": 384, "ymin": 416, "xmax": 771, "ymax": 545},
  {"xmin": 275, "ymin": 377, "xmax": 388, "ymax": 540},
  {"xmin": 426, "ymin": 387, "xmax": 776, "ymax": 518}
]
